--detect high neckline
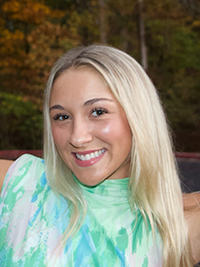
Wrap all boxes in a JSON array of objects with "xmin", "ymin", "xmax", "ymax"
[
  {"xmin": 75, "ymin": 176, "xmax": 130, "ymax": 206},
  {"xmin": 79, "ymin": 177, "xmax": 129, "ymax": 194}
]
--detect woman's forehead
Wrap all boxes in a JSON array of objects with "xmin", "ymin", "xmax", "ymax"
[{"xmin": 50, "ymin": 68, "xmax": 117, "ymax": 105}]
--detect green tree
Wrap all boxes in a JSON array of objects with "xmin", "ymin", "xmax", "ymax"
[
  {"xmin": 0, "ymin": 0, "xmax": 80, "ymax": 149},
  {"xmin": 145, "ymin": 0, "xmax": 200, "ymax": 151},
  {"xmin": 0, "ymin": 0, "xmax": 199, "ymax": 151}
]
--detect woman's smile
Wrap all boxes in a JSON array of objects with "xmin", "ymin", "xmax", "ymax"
[
  {"xmin": 50, "ymin": 68, "xmax": 132, "ymax": 186},
  {"xmin": 72, "ymin": 149, "xmax": 107, "ymax": 167},
  {"xmin": 73, "ymin": 148, "xmax": 106, "ymax": 161}
]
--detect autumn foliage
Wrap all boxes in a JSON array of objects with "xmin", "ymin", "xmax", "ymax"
[{"xmin": 0, "ymin": 0, "xmax": 200, "ymax": 151}]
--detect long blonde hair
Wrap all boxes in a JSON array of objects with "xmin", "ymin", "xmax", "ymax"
[{"xmin": 43, "ymin": 44, "xmax": 194, "ymax": 266}]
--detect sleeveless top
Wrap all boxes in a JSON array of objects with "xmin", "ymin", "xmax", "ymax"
[{"xmin": 0, "ymin": 154, "xmax": 162, "ymax": 266}]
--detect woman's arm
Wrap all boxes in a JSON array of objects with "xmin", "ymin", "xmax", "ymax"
[
  {"xmin": 183, "ymin": 193, "xmax": 200, "ymax": 264},
  {"xmin": 0, "ymin": 159, "xmax": 13, "ymax": 193}
]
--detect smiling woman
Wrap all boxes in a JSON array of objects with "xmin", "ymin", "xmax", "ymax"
[
  {"xmin": 49, "ymin": 69, "xmax": 132, "ymax": 186},
  {"xmin": 0, "ymin": 45, "xmax": 199, "ymax": 267}
]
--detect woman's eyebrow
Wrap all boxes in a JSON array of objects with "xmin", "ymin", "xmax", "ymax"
[
  {"xmin": 49, "ymin": 105, "xmax": 65, "ymax": 112},
  {"xmin": 84, "ymin": 98, "xmax": 113, "ymax": 106},
  {"xmin": 49, "ymin": 98, "xmax": 113, "ymax": 111}
]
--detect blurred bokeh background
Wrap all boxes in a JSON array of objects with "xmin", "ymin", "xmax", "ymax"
[{"xmin": 0, "ymin": 0, "xmax": 199, "ymax": 152}]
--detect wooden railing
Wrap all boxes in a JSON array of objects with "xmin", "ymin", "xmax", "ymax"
[
  {"xmin": 0, "ymin": 150, "xmax": 200, "ymax": 160},
  {"xmin": 175, "ymin": 152, "xmax": 200, "ymax": 159},
  {"xmin": 0, "ymin": 150, "xmax": 43, "ymax": 160}
]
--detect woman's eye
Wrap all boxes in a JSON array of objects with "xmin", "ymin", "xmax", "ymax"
[
  {"xmin": 53, "ymin": 114, "xmax": 70, "ymax": 121},
  {"xmin": 92, "ymin": 108, "xmax": 108, "ymax": 117}
]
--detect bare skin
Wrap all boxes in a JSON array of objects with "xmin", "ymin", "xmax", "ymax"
[
  {"xmin": 183, "ymin": 192, "xmax": 200, "ymax": 264},
  {"xmin": 0, "ymin": 159, "xmax": 199, "ymax": 263},
  {"xmin": 0, "ymin": 159, "xmax": 13, "ymax": 192}
]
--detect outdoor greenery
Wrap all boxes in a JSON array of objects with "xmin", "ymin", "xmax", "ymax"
[{"xmin": 0, "ymin": 0, "xmax": 199, "ymax": 151}]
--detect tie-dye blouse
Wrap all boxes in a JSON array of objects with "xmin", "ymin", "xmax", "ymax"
[{"xmin": 0, "ymin": 154, "xmax": 162, "ymax": 266}]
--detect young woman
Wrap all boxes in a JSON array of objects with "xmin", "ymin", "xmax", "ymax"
[{"xmin": 0, "ymin": 44, "xmax": 199, "ymax": 266}]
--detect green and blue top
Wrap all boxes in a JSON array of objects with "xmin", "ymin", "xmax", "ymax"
[{"xmin": 0, "ymin": 154, "xmax": 162, "ymax": 266}]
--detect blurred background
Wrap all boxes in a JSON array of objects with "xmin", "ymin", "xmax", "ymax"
[{"xmin": 0, "ymin": 0, "xmax": 200, "ymax": 152}]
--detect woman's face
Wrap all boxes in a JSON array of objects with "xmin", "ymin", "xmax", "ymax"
[{"xmin": 50, "ymin": 68, "xmax": 132, "ymax": 186}]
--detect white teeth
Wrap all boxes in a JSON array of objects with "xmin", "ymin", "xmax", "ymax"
[
  {"xmin": 85, "ymin": 154, "xmax": 90, "ymax": 160},
  {"xmin": 90, "ymin": 153, "xmax": 95, "ymax": 159},
  {"xmin": 80, "ymin": 155, "xmax": 85, "ymax": 161},
  {"xmin": 76, "ymin": 149, "xmax": 105, "ymax": 161},
  {"xmin": 94, "ymin": 151, "xmax": 99, "ymax": 157}
]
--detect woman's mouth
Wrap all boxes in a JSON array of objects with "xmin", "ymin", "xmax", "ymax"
[
  {"xmin": 72, "ymin": 149, "xmax": 106, "ymax": 167},
  {"xmin": 75, "ymin": 148, "xmax": 106, "ymax": 161}
]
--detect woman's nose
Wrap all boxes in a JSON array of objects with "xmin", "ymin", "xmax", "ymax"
[{"xmin": 69, "ymin": 119, "xmax": 93, "ymax": 148}]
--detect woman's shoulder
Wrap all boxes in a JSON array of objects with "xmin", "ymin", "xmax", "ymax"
[
  {"xmin": 0, "ymin": 154, "xmax": 48, "ymax": 225},
  {"xmin": 0, "ymin": 154, "xmax": 45, "ymax": 193}
]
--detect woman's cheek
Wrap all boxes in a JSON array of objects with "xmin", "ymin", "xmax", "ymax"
[
  {"xmin": 95, "ymin": 121, "xmax": 115, "ymax": 139},
  {"xmin": 52, "ymin": 127, "xmax": 63, "ymax": 146}
]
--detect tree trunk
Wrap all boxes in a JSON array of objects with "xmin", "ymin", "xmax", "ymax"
[
  {"xmin": 24, "ymin": 23, "xmax": 30, "ymax": 54},
  {"xmin": 138, "ymin": 0, "xmax": 148, "ymax": 71},
  {"xmin": 99, "ymin": 0, "xmax": 107, "ymax": 43},
  {"xmin": 121, "ymin": 28, "xmax": 128, "ymax": 52}
]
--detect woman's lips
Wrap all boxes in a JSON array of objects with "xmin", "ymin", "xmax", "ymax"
[{"xmin": 72, "ymin": 149, "xmax": 106, "ymax": 167}]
